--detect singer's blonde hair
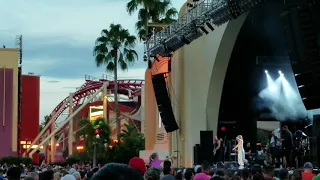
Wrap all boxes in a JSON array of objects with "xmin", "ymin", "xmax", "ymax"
[{"xmin": 237, "ymin": 135, "xmax": 243, "ymax": 140}]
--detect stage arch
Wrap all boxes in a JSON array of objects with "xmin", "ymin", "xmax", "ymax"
[{"xmin": 169, "ymin": 0, "xmax": 249, "ymax": 167}]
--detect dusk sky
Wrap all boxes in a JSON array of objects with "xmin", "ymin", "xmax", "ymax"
[{"xmin": 0, "ymin": 0, "xmax": 186, "ymax": 121}]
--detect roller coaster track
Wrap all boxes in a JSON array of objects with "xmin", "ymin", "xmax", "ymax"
[{"xmin": 43, "ymin": 75, "xmax": 144, "ymax": 136}]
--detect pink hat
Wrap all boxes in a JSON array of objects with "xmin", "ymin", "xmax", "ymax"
[{"xmin": 194, "ymin": 173, "xmax": 210, "ymax": 180}]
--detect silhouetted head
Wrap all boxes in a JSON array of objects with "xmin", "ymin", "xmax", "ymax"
[
  {"xmin": 144, "ymin": 167, "xmax": 161, "ymax": 180},
  {"xmin": 201, "ymin": 161, "xmax": 210, "ymax": 173},
  {"xmin": 91, "ymin": 163, "xmax": 143, "ymax": 180},
  {"xmin": 39, "ymin": 170, "xmax": 54, "ymax": 180},
  {"xmin": 7, "ymin": 167, "xmax": 21, "ymax": 180}
]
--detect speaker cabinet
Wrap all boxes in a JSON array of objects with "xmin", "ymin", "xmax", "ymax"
[
  {"xmin": 280, "ymin": 4, "xmax": 320, "ymax": 110},
  {"xmin": 152, "ymin": 73, "xmax": 179, "ymax": 132},
  {"xmin": 311, "ymin": 115, "xmax": 320, "ymax": 167},
  {"xmin": 200, "ymin": 131, "xmax": 214, "ymax": 165},
  {"xmin": 193, "ymin": 144, "xmax": 202, "ymax": 165}
]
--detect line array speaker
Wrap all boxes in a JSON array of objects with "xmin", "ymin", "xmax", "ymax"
[
  {"xmin": 281, "ymin": 3, "xmax": 320, "ymax": 110},
  {"xmin": 152, "ymin": 73, "xmax": 179, "ymax": 132},
  {"xmin": 200, "ymin": 131, "xmax": 214, "ymax": 165}
]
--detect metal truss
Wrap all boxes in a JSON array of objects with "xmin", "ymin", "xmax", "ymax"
[{"xmin": 146, "ymin": 0, "xmax": 268, "ymax": 57}]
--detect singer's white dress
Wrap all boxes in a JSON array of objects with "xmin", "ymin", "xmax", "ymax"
[{"xmin": 237, "ymin": 139, "xmax": 245, "ymax": 168}]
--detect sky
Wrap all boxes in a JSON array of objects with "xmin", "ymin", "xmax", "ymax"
[{"xmin": 0, "ymin": 0, "xmax": 186, "ymax": 122}]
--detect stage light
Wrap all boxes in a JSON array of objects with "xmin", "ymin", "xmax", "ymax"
[
  {"xmin": 164, "ymin": 34, "xmax": 185, "ymax": 52},
  {"xmin": 221, "ymin": 126, "xmax": 226, "ymax": 131},
  {"xmin": 149, "ymin": 44, "xmax": 170, "ymax": 57},
  {"xmin": 237, "ymin": 0, "xmax": 256, "ymax": 13},
  {"xmin": 206, "ymin": 22, "xmax": 215, "ymax": 31},
  {"xmin": 208, "ymin": 1, "xmax": 233, "ymax": 26},
  {"xmin": 182, "ymin": 23, "xmax": 204, "ymax": 44},
  {"xmin": 200, "ymin": 26, "xmax": 209, "ymax": 35},
  {"xmin": 265, "ymin": 70, "xmax": 268, "ymax": 73},
  {"xmin": 278, "ymin": 70, "xmax": 282, "ymax": 74}
]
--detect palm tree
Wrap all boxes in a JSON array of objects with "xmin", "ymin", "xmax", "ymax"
[
  {"xmin": 76, "ymin": 118, "xmax": 111, "ymax": 153},
  {"xmin": 93, "ymin": 24, "xmax": 138, "ymax": 138},
  {"xmin": 126, "ymin": 0, "xmax": 178, "ymax": 40}
]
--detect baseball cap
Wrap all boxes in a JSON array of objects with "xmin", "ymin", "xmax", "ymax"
[
  {"xmin": 303, "ymin": 162, "xmax": 313, "ymax": 169},
  {"xmin": 128, "ymin": 157, "xmax": 147, "ymax": 174}
]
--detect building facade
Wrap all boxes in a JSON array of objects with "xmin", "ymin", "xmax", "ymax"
[
  {"xmin": 0, "ymin": 48, "xmax": 19, "ymax": 157},
  {"xmin": 169, "ymin": 1, "xmax": 247, "ymax": 167},
  {"xmin": 20, "ymin": 74, "xmax": 40, "ymax": 163},
  {"xmin": 144, "ymin": 0, "xmax": 249, "ymax": 167}
]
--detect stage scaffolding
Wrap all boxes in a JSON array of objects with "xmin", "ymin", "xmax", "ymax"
[{"xmin": 145, "ymin": 0, "xmax": 267, "ymax": 57}]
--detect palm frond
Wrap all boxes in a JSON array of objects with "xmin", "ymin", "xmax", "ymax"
[
  {"xmin": 93, "ymin": 43, "xmax": 108, "ymax": 56},
  {"xmin": 126, "ymin": 0, "xmax": 139, "ymax": 15},
  {"xmin": 123, "ymin": 48, "xmax": 138, "ymax": 64},
  {"xmin": 106, "ymin": 62, "xmax": 115, "ymax": 72},
  {"xmin": 137, "ymin": 29, "xmax": 147, "ymax": 41},
  {"xmin": 135, "ymin": 20, "xmax": 145, "ymax": 32},
  {"xmin": 124, "ymin": 35, "xmax": 136, "ymax": 48},
  {"xmin": 95, "ymin": 36, "xmax": 108, "ymax": 45},
  {"xmin": 118, "ymin": 53, "xmax": 128, "ymax": 71},
  {"xmin": 137, "ymin": 8, "xmax": 149, "ymax": 21},
  {"xmin": 95, "ymin": 54, "xmax": 106, "ymax": 67},
  {"xmin": 165, "ymin": 7, "xmax": 178, "ymax": 19}
]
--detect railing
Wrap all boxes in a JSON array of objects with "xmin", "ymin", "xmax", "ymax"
[{"xmin": 145, "ymin": 0, "xmax": 265, "ymax": 56}]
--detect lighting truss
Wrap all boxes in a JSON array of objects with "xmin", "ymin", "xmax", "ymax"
[
  {"xmin": 146, "ymin": 0, "xmax": 269, "ymax": 57},
  {"xmin": 237, "ymin": 0, "xmax": 260, "ymax": 13}
]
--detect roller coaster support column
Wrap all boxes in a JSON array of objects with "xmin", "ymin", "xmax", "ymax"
[
  {"xmin": 103, "ymin": 82, "xmax": 109, "ymax": 123},
  {"xmin": 29, "ymin": 85, "xmax": 106, "ymax": 158},
  {"xmin": 50, "ymin": 126, "xmax": 56, "ymax": 163},
  {"xmin": 62, "ymin": 132, "xmax": 65, "ymax": 151},
  {"xmin": 68, "ymin": 93, "xmax": 74, "ymax": 156},
  {"xmin": 23, "ymin": 101, "xmax": 68, "ymax": 157}
]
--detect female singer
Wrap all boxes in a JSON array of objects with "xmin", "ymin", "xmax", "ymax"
[
  {"xmin": 149, "ymin": 152, "xmax": 174, "ymax": 168},
  {"xmin": 232, "ymin": 135, "xmax": 245, "ymax": 169}
]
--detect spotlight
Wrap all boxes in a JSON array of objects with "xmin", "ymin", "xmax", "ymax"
[
  {"xmin": 206, "ymin": 22, "xmax": 215, "ymax": 31},
  {"xmin": 278, "ymin": 70, "xmax": 282, "ymax": 74},
  {"xmin": 186, "ymin": 3, "xmax": 194, "ymax": 8},
  {"xmin": 200, "ymin": 26, "xmax": 209, "ymax": 35},
  {"xmin": 265, "ymin": 70, "xmax": 268, "ymax": 73}
]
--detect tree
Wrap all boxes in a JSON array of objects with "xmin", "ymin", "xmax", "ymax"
[
  {"xmin": 105, "ymin": 122, "xmax": 145, "ymax": 163},
  {"xmin": 120, "ymin": 123, "xmax": 145, "ymax": 156},
  {"xmin": 76, "ymin": 118, "xmax": 111, "ymax": 161},
  {"xmin": 126, "ymin": 0, "xmax": 178, "ymax": 40},
  {"xmin": 39, "ymin": 115, "xmax": 50, "ymax": 132},
  {"xmin": 93, "ymin": 24, "xmax": 138, "ymax": 138}
]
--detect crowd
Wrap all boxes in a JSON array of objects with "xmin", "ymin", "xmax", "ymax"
[{"xmin": 0, "ymin": 153, "xmax": 319, "ymax": 180}]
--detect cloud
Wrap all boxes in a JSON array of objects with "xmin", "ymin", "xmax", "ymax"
[
  {"xmin": 1, "ymin": 0, "xmax": 148, "ymax": 79},
  {"xmin": 0, "ymin": 0, "xmax": 186, "ymax": 122},
  {"xmin": 0, "ymin": 0, "xmax": 138, "ymax": 44}
]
